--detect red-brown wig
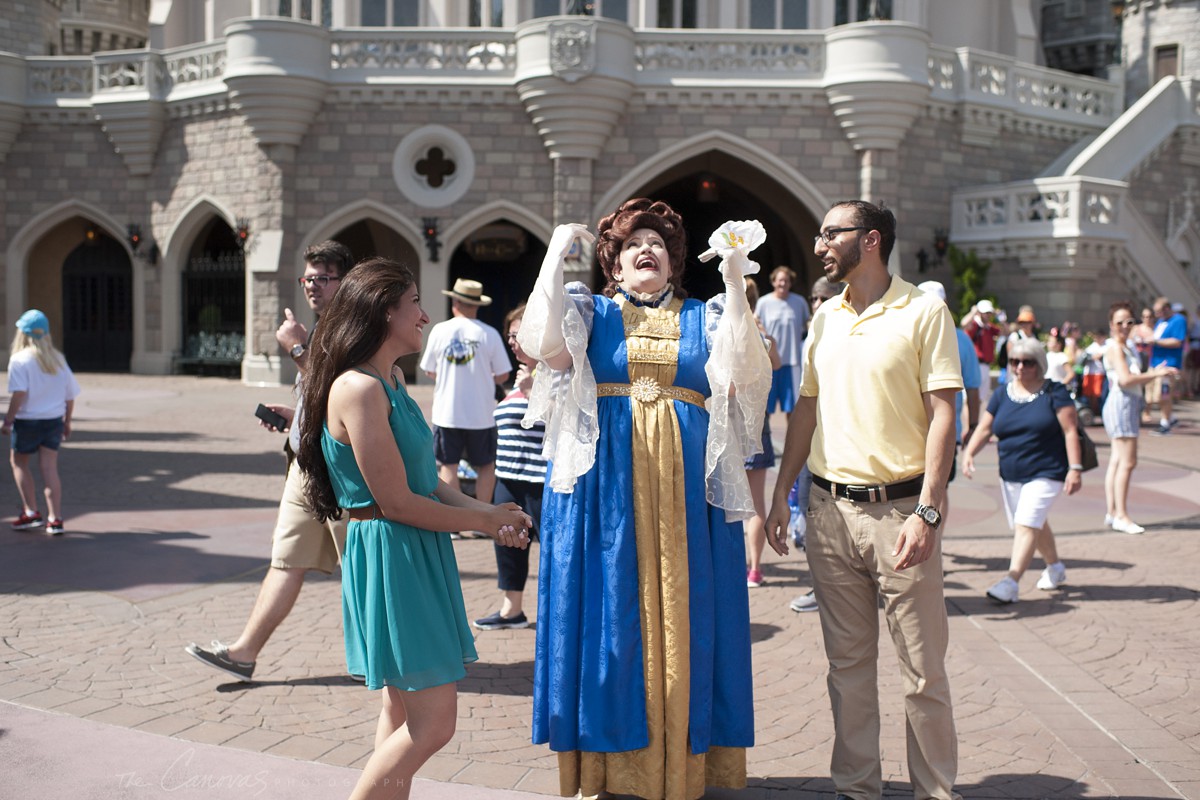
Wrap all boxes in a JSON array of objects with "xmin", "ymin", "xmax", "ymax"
[{"xmin": 595, "ymin": 198, "xmax": 688, "ymax": 299}]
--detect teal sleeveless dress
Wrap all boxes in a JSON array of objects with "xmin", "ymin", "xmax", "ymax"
[{"xmin": 321, "ymin": 372, "xmax": 477, "ymax": 691}]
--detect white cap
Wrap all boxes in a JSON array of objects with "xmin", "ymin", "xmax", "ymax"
[
  {"xmin": 917, "ymin": 280, "xmax": 946, "ymax": 303},
  {"xmin": 976, "ymin": 299, "xmax": 995, "ymax": 314},
  {"xmin": 1171, "ymin": 302, "xmax": 1184, "ymax": 313}
]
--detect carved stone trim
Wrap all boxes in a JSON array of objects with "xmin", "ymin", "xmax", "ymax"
[{"xmin": 548, "ymin": 20, "xmax": 595, "ymax": 84}]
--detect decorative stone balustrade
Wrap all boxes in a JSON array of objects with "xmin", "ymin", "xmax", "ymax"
[
  {"xmin": 330, "ymin": 30, "xmax": 516, "ymax": 75},
  {"xmin": 164, "ymin": 41, "xmax": 227, "ymax": 89},
  {"xmin": 928, "ymin": 45, "xmax": 1119, "ymax": 143},
  {"xmin": 15, "ymin": 24, "xmax": 1129, "ymax": 168},
  {"xmin": 634, "ymin": 31, "xmax": 824, "ymax": 81},
  {"xmin": 954, "ymin": 177, "xmax": 1127, "ymax": 242},
  {"xmin": 951, "ymin": 177, "xmax": 1129, "ymax": 279}
]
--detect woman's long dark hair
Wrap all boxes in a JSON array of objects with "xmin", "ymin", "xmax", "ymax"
[
  {"xmin": 297, "ymin": 257, "xmax": 416, "ymax": 522},
  {"xmin": 595, "ymin": 198, "xmax": 688, "ymax": 299}
]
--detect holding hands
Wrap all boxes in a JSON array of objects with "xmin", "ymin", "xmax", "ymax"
[{"xmin": 490, "ymin": 502, "xmax": 533, "ymax": 550}]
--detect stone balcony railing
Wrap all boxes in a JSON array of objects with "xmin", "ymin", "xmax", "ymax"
[
  {"xmin": 928, "ymin": 44, "xmax": 1120, "ymax": 141},
  {"xmin": 952, "ymin": 176, "xmax": 1128, "ymax": 244},
  {"xmin": 21, "ymin": 28, "xmax": 1117, "ymax": 122},
  {"xmin": 329, "ymin": 29, "xmax": 516, "ymax": 77},
  {"xmin": 634, "ymin": 30, "xmax": 825, "ymax": 83},
  {"xmin": 26, "ymin": 40, "xmax": 228, "ymax": 106}
]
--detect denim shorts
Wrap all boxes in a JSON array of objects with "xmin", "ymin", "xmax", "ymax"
[{"xmin": 11, "ymin": 417, "xmax": 65, "ymax": 454}]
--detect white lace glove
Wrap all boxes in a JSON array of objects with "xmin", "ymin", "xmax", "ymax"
[
  {"xmin": 518, "ymin": 223, "xmax": 599, "ymax": 494},
  {"xmin": 518, "ymin": 223, "xmax": 593, "ymax": 362},
  {"xmin": 700, "ymin": 221, "xmax": 772, "ymax": 521}
]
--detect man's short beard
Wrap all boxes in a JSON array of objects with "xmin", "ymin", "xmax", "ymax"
[{"xmin": 825, "ymin": 238, "xmax": 862, "ymax": 282}]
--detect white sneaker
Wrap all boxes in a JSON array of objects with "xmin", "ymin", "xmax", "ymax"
[
  {"xmin": 986, "ymin": 576, "xmax": 1019, "ymax": 604},
  {"xmin": 1036, "ymin": 562, "xmax": 1067, "ymax": 590},
  {"xmin": 1111, "ymin": 518, "xmax": 1146, "ymax": 534},
  {"xmin": 789, "ymin": 590, "xmax": 819, "ymax": 612},
  {"xmin": 1104, "ymin": 513, "xmax": 1113, "ymax": 527}
]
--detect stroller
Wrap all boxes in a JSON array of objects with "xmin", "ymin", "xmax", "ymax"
[{"xmin": 1071, "ymin": 358, "xmax": 1106, "ymax": 427}]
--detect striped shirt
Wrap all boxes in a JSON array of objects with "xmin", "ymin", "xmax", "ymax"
[{"xmin": 494, "ymin": 391, "xmax": 547, "ymax": 483}]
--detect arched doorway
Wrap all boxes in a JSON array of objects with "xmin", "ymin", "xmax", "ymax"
[
  {"xmin": 446, "ymin": 220, "xmax": 545, "ymax": 333},
  {"xmin": 328, "ymin": 218, "xmax": 422, "ymax": 380},
  {"xmin": 61, "ymin": 231, "xmax": 133, "ymax": 371},
  {"xmin": 179, "ymin": 219, "xmax": 245, "ymax": 377},
  {"xmin": 630, "ymin": 152, "xmax": 819, "ymax": 301}
]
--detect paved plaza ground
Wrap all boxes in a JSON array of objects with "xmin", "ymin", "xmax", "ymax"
[{"xmin": 1, "ymin": 373, "xmax": 1198, "ymax": 799}]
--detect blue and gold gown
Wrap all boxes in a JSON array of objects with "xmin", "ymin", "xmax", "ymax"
[{"xmin": 532, "ymin": 291, "xmax": 754, "ymax": 800}]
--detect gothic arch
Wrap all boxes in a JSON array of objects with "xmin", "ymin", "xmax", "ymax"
[
  {"xmin": 5, "ymin": 200, "xmax": 139, "ymax": 361},
  {"xmin": 441, "ymin": 200, "xmax": 553, "ymax": 260},
  {"xmin": 159, "ymin": 196, "xmax": 242, "ymax": 371},
  {"xmin": 304, "ymin": 199, "xmax": 424, "ymax": 262},
  {"xmin": 591, "ymin": 130, "xmax": 831, "ymax": 224}
]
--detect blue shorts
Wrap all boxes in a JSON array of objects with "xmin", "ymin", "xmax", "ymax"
[
  {"xmin": 11, "ymin": 418, "xmax": 65, "ymax": 454},
  {"xmin": 744, "ymin": 416, "xmax": 775, "ymax": 470},
  {"xmin": 433, "ymin": 425, "xmax": 497, "ymax": 467},
  {"xmin": 766, "ymin": 366, "xmax": 797, "ymax": 414}
]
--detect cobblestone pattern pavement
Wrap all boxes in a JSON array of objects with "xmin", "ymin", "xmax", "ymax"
[{"xmin": 1, "ymin": 374, "xmax": 1198, "ymax": 799}]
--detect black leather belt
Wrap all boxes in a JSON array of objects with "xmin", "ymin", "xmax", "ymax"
[{"xmin": 812, "ymin": 474, "xmax": 924, "ymax": 504}]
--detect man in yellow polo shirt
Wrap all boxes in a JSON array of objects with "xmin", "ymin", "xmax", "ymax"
[{"xmin": 766, "ymin": 200, "xmax": 963, "ymax": 800}]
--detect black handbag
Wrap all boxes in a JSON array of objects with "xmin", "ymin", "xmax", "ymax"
[{"xmin": 1078, "ymin": 428, "xmax": 1099, "ymax": 472}]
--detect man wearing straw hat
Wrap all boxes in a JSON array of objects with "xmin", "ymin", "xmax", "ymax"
[{"xmin": 420, "ymin": 279, "xmax": 512, "ymax": 514}]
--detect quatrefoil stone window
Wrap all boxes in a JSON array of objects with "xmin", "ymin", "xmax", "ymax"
[
  {"xmin": 416, "ymin": 147, "xmax": 456, "ymax": 188},
  {"xmin": 392, "ymin": 125, "xmax": 475, "ymax": 208}
]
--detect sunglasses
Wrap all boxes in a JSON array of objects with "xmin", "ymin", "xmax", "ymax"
[
  {"xmin": 1010, "ymin": 358, "xmax": 1038, "ymax": 368},
  {"xmin": 298, "ymin": 275, "xmax": 340, "ymax": 287}
]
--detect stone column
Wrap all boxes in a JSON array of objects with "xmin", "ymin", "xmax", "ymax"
[
  {"xmin": 223, "ymin": 17, "xmax": 331, "ymax": 383},
  {"xmin": 0, "ymin": 53, "xmax": 25, "ymax": 165},
  {"xmin": 515, "ymin": 16, "xmax": 636, "ymax": 226},
  {"xmin": 824, "ymin": 22, "xmax": 930, "ymax": 268}
]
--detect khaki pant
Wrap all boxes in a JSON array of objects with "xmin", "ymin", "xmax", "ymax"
[
  {"xmin": 270, "ymin": 460, "xmax": 348, "ymax": 573},
  {"xmin": 807, "ymin": 486, "xmax": 959, "ymax": 800}
]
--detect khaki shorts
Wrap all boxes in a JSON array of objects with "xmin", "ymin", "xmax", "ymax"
[{"xmin": 271, "ymin": 460, "xmax": 348, "ymax": 573}]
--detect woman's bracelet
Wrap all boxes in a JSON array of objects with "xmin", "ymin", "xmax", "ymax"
[{"xmin": 1069, "ymin": 463, "xmax": 1084, "ymax": 471}]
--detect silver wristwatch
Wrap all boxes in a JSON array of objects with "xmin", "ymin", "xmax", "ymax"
[
  {"xmin": 913, "ymin": 503, "xmax": 942, "ymax": 529},
  {"xmin": 290, "ymin": 343, "xmax": 306, "ymax": 359}
]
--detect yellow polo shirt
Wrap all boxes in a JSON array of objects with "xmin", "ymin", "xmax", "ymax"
[{"xmin": 800, "ymin": 275, "xmax": 963, "ymax": 485}]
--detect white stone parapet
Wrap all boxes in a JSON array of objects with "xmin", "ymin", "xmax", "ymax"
[
  {"xmin": 330, "ymin": 29, "xmax": 516, "ymax": 76},
  {"xmin": 16, "ymin": 22, "xmax": 1130, "ymax": 161},
  {"xmin": 822, "ymin": 22, "xmax": 932, "ymax": 152},
  {"xmin": 90, "ymin": 50, "xmax": 167, "ymax": 176},
  {"xmin": 953, "ymin": 176, "xmax": 1128, "ymax": 248},
  {"xmin": 634, "ymin": 30, "xmax": 825, "ymax": 81},
  {"xmin": 223, "ymin": 17, "xmax": 330, "ymax": 152},
  {"xmin": 514, "ymin": 16, "xmax": 635, "ymax": 162},
  {"xmin": 928, "ymin": 44, "xmax": 1119, "ymax": 143}
]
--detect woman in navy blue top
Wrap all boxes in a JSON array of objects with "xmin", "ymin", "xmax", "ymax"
[{"xmin": 962, "ymin": 338, "xmax": 1083, "ymax": 604}]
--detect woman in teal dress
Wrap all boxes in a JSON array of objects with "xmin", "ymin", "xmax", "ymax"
[{"xmin": 296, "ymin": 257, "xmax": 531, "ymax": 800}]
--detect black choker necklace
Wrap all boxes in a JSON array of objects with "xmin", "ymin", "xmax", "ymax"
[{"xmin": 617, "ymin": 287, "xmax": 670, "ymax": 308}]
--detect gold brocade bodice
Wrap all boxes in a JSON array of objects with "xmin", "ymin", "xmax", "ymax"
[{"xmin": 621, "ymin": 294, "xmax": 684, "ymax": 391}]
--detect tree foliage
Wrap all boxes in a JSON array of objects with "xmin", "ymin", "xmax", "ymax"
[{"xmin": 948, "ymin": 244, "xmax": 992, "ymax": 320}]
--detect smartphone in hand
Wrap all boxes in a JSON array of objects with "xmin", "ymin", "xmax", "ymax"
[{"xmin": 255, "ymin": 403, "xmax": 289, "ymax": 431}]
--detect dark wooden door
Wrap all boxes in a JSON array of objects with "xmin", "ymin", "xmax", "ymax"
[{"xmin": 62, "ymin": 237, "xmax": 132, "ymax": 372}]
